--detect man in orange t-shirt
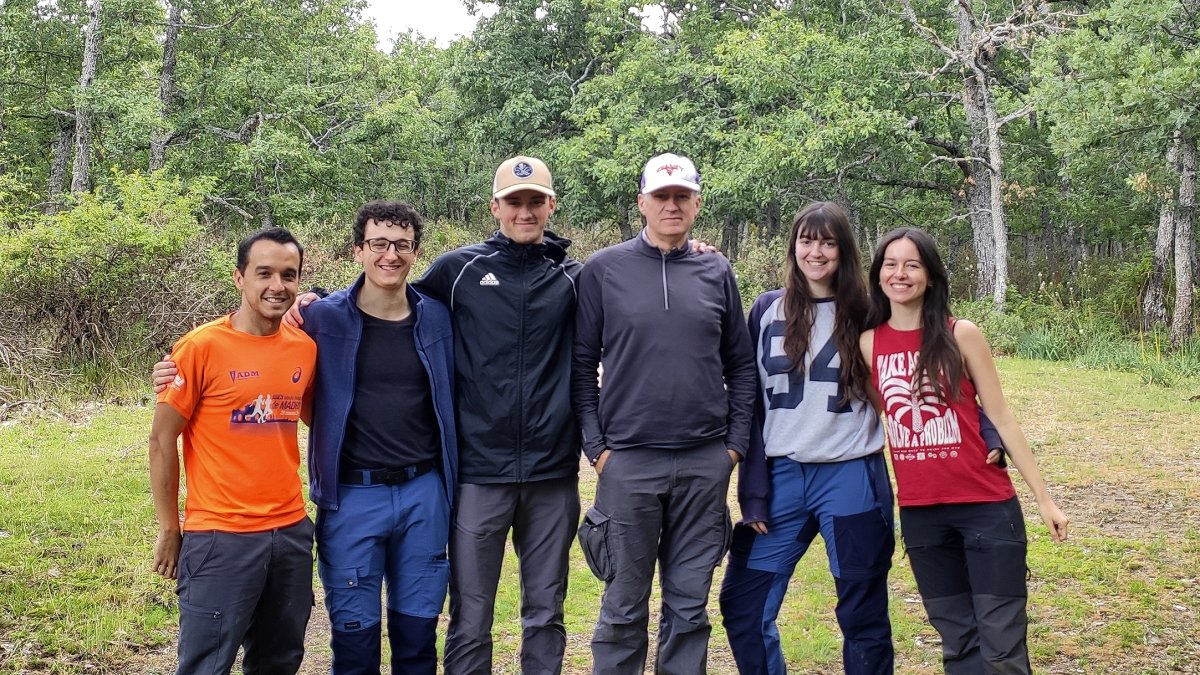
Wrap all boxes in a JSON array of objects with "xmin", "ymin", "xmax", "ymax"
[{"xmin": 149, "ymin": 228, "xmax": 317, "ymax": 674}]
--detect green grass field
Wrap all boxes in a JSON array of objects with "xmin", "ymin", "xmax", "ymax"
[{"xmin": 1, "ymin": 360, "xmax": 1198, "ymax": 673}]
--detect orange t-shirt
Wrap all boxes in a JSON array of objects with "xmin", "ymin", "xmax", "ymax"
[{"xmin": 158, "ymin": 315, "xmax": 316, "ymax": 533}]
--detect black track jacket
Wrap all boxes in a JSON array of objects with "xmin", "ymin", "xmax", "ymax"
[{"xmin": 413, "ymin": 231, "xmax": 582, "ymax": 484}]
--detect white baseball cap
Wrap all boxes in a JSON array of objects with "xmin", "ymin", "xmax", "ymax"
[{"xmin": 639, "ymin": 153, "xmax": 701, "ymax": 194}]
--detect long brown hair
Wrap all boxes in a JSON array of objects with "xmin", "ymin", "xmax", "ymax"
[
  {"xmin": 866, "ymin": 227, "xmax": 963, "ymax": 401},
  {"xmin": 782, "ymin": 202, "xmax": 871, "ymax": 405}
]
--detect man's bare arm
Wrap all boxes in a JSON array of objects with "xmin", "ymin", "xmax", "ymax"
[{"xmin": 148, "ymin": 404, "xmax": 188, "ymax": 579}]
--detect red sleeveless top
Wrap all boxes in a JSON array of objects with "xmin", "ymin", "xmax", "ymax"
[{"xmin": 871, "ymin": 322, "xmax": 1016, "ymax": 507}]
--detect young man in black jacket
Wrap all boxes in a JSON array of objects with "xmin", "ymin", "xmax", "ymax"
[
  {"xmin": 572, "ymin": 153, "xmax": 757, "ymax": 674},
  {"xmin": 415, "ymin": 156, "xmax": 583, "ymax": 675}
]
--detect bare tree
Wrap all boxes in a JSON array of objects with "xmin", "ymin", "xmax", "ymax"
[
  {"xmin": 1143, "ymin": 134, "xmax": 1180, "ymax": 332},
  {"xmin": 71, "ymin": 0, "xmax": 102, "ymax": 195},
  {"xmin": 901, "ymin": 0, "xmax": 1076, "ymax": 310},
  {"xmin": 1170, "ymin": 135, "xmax": 1196, "ymax": 347},
  {"xmin": 150, "ymin": 0, "xmax": 183, "ymax": 172}
]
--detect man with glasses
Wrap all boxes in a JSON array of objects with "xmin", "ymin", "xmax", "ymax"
[
  {"xmin": 154, "ymin": 201, "xmax": 458, "ymax": 674},
  {"xmin": 301, "ymin": 200, "xmax": 458, "ymax": 674}
]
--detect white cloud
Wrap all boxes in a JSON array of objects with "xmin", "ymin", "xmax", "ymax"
[{"xmin": 363, "ymin": 0, "xmax": 497, "ymax": 49}]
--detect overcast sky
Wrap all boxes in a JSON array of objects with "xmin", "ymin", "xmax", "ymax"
[{"xmin": 362, "ymin": 0, "xmax": 497, "ymax": 48}]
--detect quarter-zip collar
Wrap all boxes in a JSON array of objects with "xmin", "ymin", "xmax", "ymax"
[{"xmin": 634, "ymin": 228, "xmax": 690, "ymax": 309}]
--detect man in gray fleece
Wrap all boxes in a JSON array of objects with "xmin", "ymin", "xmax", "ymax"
[{"xmin": 571, "ymin": 152, "xmax": 757, "ymax": 674}]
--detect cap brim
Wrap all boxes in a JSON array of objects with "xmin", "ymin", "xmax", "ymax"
[
  {"xmin": 494, "ymin": 183, "xmax": 557, "ymax": 199},
  {"xmin": 641, "ymin": 178, "xmax": 701, "ymax": 195}
]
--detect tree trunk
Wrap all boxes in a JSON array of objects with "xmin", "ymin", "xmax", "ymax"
[
  {"xmin": 71, "ymin": 0, "xmax": 102, "ymax": 195},
  {"xmin": 981, "ymin": 87, "xmax": 1010, "ymax": 310},
  {"xmin": 721, "ymin": 215, "xmax": 740, "ymax": 262},
  {"xmin": 253, "ymin": 169, "xmax": 276, "ymax": 228},
  {"xmin": 150, "ymin": 0, "xmax": 182, "ymax": 172},
  {"xmin": 47, "ymin": 121, "xmax": 74, "ymax": 211},
  {"xmin": 617, "ymin": 202, "xmax": 632, "ymax": 240},
  {"xmin": 764, "ymin": 198, "xmax": 782, "ymax": 242},
  {"xmin": 956, "ymin": 4, "xmax": 997, "ymax": 302},
  {"xmin": 834, "ymin": 183, "xmax": 864, "ymax": 249},
  {"xmin": 1144, "ymin": 133, "xmax": 1181, "ymax": 332},
  {"xmin": 1060, "ymin": 156, "xmax": 1084, "ymax": 286},
  {"xmin": 1170, "ymin": 135, "xmax": 1196, "ymax": 347}
]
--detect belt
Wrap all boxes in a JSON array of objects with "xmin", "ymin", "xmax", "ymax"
[{"xmin": 339, "ymin": 460, "xmax": 437, "ymax": 486}]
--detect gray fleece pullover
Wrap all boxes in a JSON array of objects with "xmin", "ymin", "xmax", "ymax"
[{"xmin": 571, "ymin": 229, "xmax": 757, "ymax": 463}]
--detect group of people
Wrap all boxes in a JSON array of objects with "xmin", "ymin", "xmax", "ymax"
[{"xmin": 148, "ymin": 150, "xmax": 1069, "ymax": 675}]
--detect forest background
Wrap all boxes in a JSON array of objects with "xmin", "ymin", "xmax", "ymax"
[
  {"xmin": 1, "ymin": 2, "xmax": 1199, "ymax": 673},
  {"xmin": 1, "ymin": 0, "xmax": 1198, "ymax": 398}
]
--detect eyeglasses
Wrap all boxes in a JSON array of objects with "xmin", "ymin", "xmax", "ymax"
[{"xmin": 362, "ymin": 237, "xmax": 417, "ymax": 254}]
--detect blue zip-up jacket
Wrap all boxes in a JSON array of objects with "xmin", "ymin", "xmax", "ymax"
[{"xmin": 302, "ymin": 274, "xmax": 458, "ymax": 511}]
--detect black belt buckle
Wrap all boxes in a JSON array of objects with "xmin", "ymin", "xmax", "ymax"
[
  {"xmin": 342, "ymin": 460, "xmax": 435, "ymax": 486},
  {"xmin": 383, "ymin": 465, "xmax": 420, "ymax": 483}
]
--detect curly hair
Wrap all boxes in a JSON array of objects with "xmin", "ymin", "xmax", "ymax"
[{"xmin": 352, "ymin": 200, "xmax": 424, "ymax": 247}]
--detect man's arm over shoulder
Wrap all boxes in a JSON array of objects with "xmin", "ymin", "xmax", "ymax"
[
  {"xmin": 571, "ymin": 259, "xmax": 608, "ymax": 463},
  {"xmin": 412, "ymin": 246, "xmax": 478, "ymax": 306}
]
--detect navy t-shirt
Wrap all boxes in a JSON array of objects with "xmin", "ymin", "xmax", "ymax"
[{"xmin": 340, "ymin": 312, "xmax": 441, "ymax": 471}]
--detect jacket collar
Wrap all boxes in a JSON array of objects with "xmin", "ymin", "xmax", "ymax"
[
  {"xmin": 346, "ymin": 273, "xmax": 423, "ymax": 318},
  {"xmin": 488, "ymin": 230, "xmax": 572, "ymax": 264},
  {"xmin": 636, "ymin": 228, "xmax": 691, "ymax": 260}
]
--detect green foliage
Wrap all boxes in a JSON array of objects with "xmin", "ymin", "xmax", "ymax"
[
  {"xmin": 954, "ymin": 272, "xmax": 1196, "ymax": 386},
  {"xmin": 732, "ymin": 235, "xmax": 786, "ymax": 309},
  {"xmin": 0, "ymin": 171, "xmax": 226, "ymax": 393}
]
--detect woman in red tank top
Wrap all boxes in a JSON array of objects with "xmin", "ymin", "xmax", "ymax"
[{"xmin": 859, "ymin": 227, "xmax": 1068, "ymax": 674}]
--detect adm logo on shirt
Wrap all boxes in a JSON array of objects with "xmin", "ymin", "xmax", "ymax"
[{"xmin": 229, "ymin": 369, "xmax": 261, "ymax": 382}]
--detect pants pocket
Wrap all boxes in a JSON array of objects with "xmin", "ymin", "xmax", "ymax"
[
  {"xmin": 577, "ymin": 506, "xmax": 615, "ymax": 582},
  {"xmin": 727, "ymin": 521, "xmax": 758, "ymax": 563},
  {"xmin": 178, "ymin": 531, "xmax": 217, "ymax": 581},
  {"xmin": 176, "ymin": 599, "xmax": 223, "ymax": 672},
  {"xmin": 411, "ymin": 554, "xmax": 450, "ymax": 617},
  {"xmin": 721, "ymin": 506, "xmax": 734, "ymax": 560},
  {"xmin": 833, "ymin": 509, "xmax": 895, "ymax": 580},
  {"xmin": 319, "ymin": 563, "xmax": 372, "ymax": 631},
  {"xmin": 966, "ymin": 533, "xmax": 1029, "ymax": 597}
]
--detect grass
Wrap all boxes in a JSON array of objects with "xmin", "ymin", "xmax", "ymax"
[{"xmin": 1, "ymin": 360, "xmax": 1199, "ymax": 673}]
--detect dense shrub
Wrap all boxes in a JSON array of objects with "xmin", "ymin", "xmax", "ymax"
[{"xmin": 0, "ymin": 172, "xmax": 229, "ymax": 396}]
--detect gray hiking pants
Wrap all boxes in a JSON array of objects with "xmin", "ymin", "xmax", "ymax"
[
  {"xmin": 580, "ymin": 441, "xmax": 733, "ymax": 675},
  {"xmin": 900, "ymin": 496, "xmax": 1032, "ymax": 674},
  {"xmin": 444, "ymin": 475, "xmax": 580, "ymax": 675}
]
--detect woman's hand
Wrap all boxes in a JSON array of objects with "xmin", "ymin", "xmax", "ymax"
[{"xmin": 1036, "ymin": 498, "xmax": 1070, "ymax": 542}]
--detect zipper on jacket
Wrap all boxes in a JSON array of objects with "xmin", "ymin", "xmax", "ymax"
[
  {"xmin": 660, "ymin": 250, "xmax": 670, "ymax": 310},
  {"xmin": 516, "ymin": 247, "xmax": 528, "ymax": 480}
]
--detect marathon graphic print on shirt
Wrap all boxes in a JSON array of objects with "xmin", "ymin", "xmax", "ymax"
[
  {"xmin": 230, "ymin": 393, "xmax": 304, "ymax": 424},
  {"xmin": 875, "ymin": 349, "xmax": 962, "ymax": 460}
]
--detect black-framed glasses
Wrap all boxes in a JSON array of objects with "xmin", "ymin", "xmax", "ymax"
[{"xmin": 362, "ymin": 237, "xmax": 417, "ymax": 254}]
